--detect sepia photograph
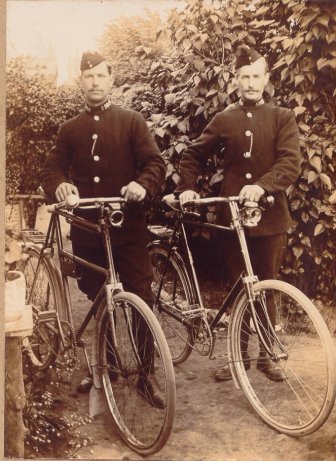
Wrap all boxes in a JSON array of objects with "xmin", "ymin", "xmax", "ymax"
[{"xmin": 4, "ymin": 0, "xmax": 336, "ymax": 460}]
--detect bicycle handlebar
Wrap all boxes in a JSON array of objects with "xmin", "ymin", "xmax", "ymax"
[
  {"xmin": 46, "ymin": 194, "xmax": 126, "ymax": 213},
  {"xmin": 163, "ymin": 194, "xmax": 274, "ymax": 211}
]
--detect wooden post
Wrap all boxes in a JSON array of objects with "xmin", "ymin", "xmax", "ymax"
[
  {"xmin": 4, "ymin": 337, "xmax": 27, "ymax": 458},
  {"xmin": 4, "ymin": 271, "xmax": 33, "ymax": 458}
]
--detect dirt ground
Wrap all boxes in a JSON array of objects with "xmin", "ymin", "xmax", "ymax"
[{"xmin": 59, "ymin": 278, "xmax": 336, "ymax": 461}]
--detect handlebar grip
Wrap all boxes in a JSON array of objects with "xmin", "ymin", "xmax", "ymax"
[
  {"xmin": 46, "ymin": 194, "xmax": 79, "ymax": 213},
  {"xmin": 162, "ymin": 194, "xmax": 181, "ymax": 210},
  {"xmin": 65, "ymin": 194, "xmax": 80, "ymax": 208}
]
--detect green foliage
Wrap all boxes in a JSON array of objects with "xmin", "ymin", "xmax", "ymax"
[
  {"xmin": 252, "ymin": 0, "xmax": 336, "ymax": 302},
  {"xmin": 6, "ymin": 1, "xmax": 336, "ymax": 301},
  {"xmin": 99, "ymin": 10, "xmax": 171, "ymax": 86},
  {"xmin": 135, "ymin": 0, "xmax": 336, "ymax": 302},
  {"xmin": 6, "ymin": 57, "xmax": 83, "ymax": 196}
]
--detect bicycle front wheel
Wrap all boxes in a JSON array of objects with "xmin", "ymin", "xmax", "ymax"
[
  {"xmin": 148, "ymin": 242, "xmax": 195, "ymax": 364},
  {"xmin": 22, "ymin": 246, "xmax": 62, "ymax": 370},
  {"xmin": 230, "ymin": 279, "xmax": 336, "ymax": 437},
  {"xmin": 98, "ymin": 291, "xmax": 176, "ymax": 455}
]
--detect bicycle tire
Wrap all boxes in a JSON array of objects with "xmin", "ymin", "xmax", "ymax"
[
  {"xmin": 229, "ymin": 279, "xmax": 336, "ymax": 436},
  {"xmin": 22, "ymin": 246, "xmax": 63, "ymax": 370},
  {"xmin": 97, "ymin": 291, "xmax": 176, "ymax": 455},
  {"xmin": 148, "ymin": 242, "xmax": 196, "ymax": 364}
]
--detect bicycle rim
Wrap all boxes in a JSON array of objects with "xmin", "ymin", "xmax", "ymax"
[
  {"xmin": 22, "ymin": 249, "xmax": 61, "ymax": 370},
  {"xmin": 98, "ymin": 292, "xmax": 175, "ymax": 455},
  {"xmin": 230, "ymin": 279, "xmax": 336, "ymax": 436},
  {"xmin": 149, "ymin": 244, "xmax": 194, "ymax": 364}
]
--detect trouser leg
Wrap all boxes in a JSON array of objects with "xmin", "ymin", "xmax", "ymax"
[
  {"xmin": 71, "ymin": 241, "xmax": 106, "ymax": 301},
  {"xmin": 72, "ymin": 235, "xmax": 156, "ymax": 375},
  {"xmin": 222, "ymin": 233, "xmax": 287, "ymax": 352},
  {"xmin": 113, "ymin": 239, "xmax": 155, "ymax": 374}
]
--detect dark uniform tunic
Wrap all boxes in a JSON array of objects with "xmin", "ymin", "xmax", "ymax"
[
  {"xmin": 175, "ymin": 100, "xmax": 301, "ymax": 288},
  {"xmin": 42, "ymin": 101, "xmax": 166, "ymax": 302}
]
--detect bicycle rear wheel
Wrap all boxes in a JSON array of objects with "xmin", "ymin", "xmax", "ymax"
[
  {"xmin": 98, "ymin": 291, "xmax": 175, "ymax": 455},
  {"xmin": 230, "ymin": 279, "xmax": 336, "ymax": 436},
  {"xmin": 22, "ymin": 246, "xmax": 62, "ymax": 370},
  {"xmin": 148, "ymin": 243, "xmax": 195, "ymax": 364}
]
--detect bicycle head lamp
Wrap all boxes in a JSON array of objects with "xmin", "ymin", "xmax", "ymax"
[
  {"xmin": 241, "ymin": 201, "xmax": 262, "ymax": 227},
  {"xmin": 108, "ymin": 203, "xmax": 124, "ymax": 227}
]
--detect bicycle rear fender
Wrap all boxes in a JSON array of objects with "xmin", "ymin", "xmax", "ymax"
[{"xmin": 147, "ymin": 240, "xmax": 198, "ymax": 306}]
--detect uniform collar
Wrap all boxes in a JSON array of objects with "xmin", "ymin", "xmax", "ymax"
[
  {"xmin": 85, "ymin": 98, "xmax": 112, "ymax": 114},
  {"xmin": 239, "ymin": 98, "xmax": 264, "ymax": 108}
]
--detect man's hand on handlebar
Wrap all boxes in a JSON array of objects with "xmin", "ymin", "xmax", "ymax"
[
  {"xmin": 55, "ymin": 182, "xmax": 79, "ymax": 202},
  {"xmin": 179, "ymin": 190, "xmax": 200, "ymax": 207},
  {"xmin": 120, "ymin": 181, "xmax": 146, "ymax": 202},
  {"xmin": 239, "ymin": 185, "xmax": 265, "ymax": 204}
]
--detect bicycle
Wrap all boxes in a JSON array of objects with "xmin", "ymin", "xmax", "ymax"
[
  {"xmin": 147, "ymin": 194, "xmax": 336, "ymax": 437},
  {"xmin": 20, "ymin": 190, "xmax": 176, "ymax": 455}
]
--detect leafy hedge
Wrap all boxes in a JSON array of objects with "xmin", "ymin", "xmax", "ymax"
[
  {"xmin": 128, "ymin": 0, "xmax": 336, "ymax": 303},
  {"xmin": 6, "ymin": 57, "xmax": 83, "ymax": 196},
  {"xmin": 6, "ymin": 0, "xmax": 336, "ymax": 302}
]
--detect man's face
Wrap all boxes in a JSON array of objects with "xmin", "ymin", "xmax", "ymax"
[
  {"xmin": 81, "ymin": 61, "xmax": 112, "ymax": 106},
  {"xmin": 236, "ymin": 58, "xmax": 269, "ymax": 103}
]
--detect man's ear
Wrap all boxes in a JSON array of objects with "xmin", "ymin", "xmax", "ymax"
[{"xmin": 264, "ymin": 72, "xmax": 270, "ymax": 86}]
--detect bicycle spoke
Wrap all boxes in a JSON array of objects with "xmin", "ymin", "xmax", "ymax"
[
  {"xmin": 23, "ymin": 250, "xmax": 61, "ymax": 370},
  {"xmin": 230, "ymin": 280, "xmax": 336, "ymax": 436},
  {"xmin": 149, "ymin": 245, "xmax": 195, "ymax": 364},
  {"xmin": 98, "ymin": 292, "xmax": 175, "ymax": 455}
]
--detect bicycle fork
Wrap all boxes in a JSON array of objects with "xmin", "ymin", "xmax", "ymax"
[{"xmin": 231, "ymin": 201, "xmax": 288, "ymax": 362}]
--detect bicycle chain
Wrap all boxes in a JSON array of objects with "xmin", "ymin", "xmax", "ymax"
[
  {"xmin": 59, "ymin": 320, "xmax": 78, "ymax": 370},
  {"xmin": 191, "ymin": 317, "xmax": 213, "ymax": 356}
]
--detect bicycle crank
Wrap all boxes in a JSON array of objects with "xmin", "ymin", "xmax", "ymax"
[{"xmin": 191, "ymin": 317, "xmax": 213, "ymax": 356}]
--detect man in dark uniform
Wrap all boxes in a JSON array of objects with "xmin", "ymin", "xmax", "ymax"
[
  {"xmin": 42, "ymin": 51, "xmax": 166, "ymax": 406},
  {"xmin": 175, "ymin": 45, "xmax": 301, "ymax": 381}
]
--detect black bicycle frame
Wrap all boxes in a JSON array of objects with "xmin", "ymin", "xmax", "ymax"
[
  {"xmin": 39, "ymin": 205, "xmax": 120, "ymax": 344},
  {"xmin": 153, "ymin": 203, "xmax": 286, "ymax": 358}
]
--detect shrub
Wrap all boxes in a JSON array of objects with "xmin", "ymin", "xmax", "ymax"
[
  {"xmin": 132, "ymin": 0, "xmax": 336, "ymax": 302},
  {"xmin": 6, "ymin": 57, "xmax": 83, "ymax": 196}
]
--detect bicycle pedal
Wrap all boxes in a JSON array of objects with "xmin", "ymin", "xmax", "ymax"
[{"xmin": 37, "ymin": 310, "xmax": 58, "ymax": 323}]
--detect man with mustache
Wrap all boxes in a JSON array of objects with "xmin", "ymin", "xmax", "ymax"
[
  {"xmin": 42, "ymin": 51, "xmax": 166, "ymax": 406},
  {"xmin": 176, "ymin": 45, "xmax": 302, "ymax": 382}
]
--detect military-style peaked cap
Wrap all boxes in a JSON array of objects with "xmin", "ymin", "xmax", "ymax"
[
  {"xmin": 80, "ymin": 51, "xmax": 107, "ymax": 71},
  {"xmin": 235, "ymin": 45, "xmax": 263, "ymax": 69}
]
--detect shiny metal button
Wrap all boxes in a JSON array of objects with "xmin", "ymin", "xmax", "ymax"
[
  {"xmin": 94, "ymin": 176, "xmax": 100, "ymax": 183},
  {"xmin": 94, "ymin": 115, "xmax": 100, "ymax": 121},
  {"xmin": 93, "ymin": 155, "xmax": 100, "ymax": 161},
  {"xmin": 92, "ymin": 133, "xmax": 98, "ymax": 139},
  {"xmin": 245, "ymin": 130, "xmax": 252, "ymax": 136},
  {"xmin": 244, "ymin": 152, "xmax": 251, "ymax": 158},
  {"xmin": 247, "ymin": 112, "xmax": 252, "ymax": 118},
  {"xmin": 245, "ymin": 173, "xmax": 252, "ymax": 179}
]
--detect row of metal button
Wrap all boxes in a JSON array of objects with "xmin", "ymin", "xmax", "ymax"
[
  {"xmin": 245, "ymin": 113, "xmax": 253, "ymax": 180},
  {"xmin": 92, "ymin": 115, "xmax": 101, "ymax": 181}
]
